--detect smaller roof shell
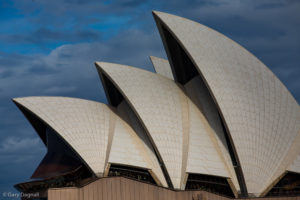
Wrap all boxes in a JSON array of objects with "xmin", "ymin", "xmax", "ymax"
[
  {"xmin": 13, "ymin": 97, "xmax": 113, "ymax": 177},
  {"xmin": 13, "ymin": 96, "xmax": 167, "ymax": 186},
  {"xmin": 150, "ymin": 56, "xmax": 174, "ymax": 80}
]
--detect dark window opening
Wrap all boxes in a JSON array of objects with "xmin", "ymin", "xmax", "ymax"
[
  {"xmin": 108, "ymin": 164, "xmax": 156, "ymax": 185},
  {"xmin": 15, "ymin": 127, "xmax": 94, "ymax": 196},
  {"xmin": 266, "ymin": 172, "xmax": 300, "ymax": 197},
  {"xmin": 31, "ymin": 127, "xmax": 89, "ymax": 179},
  {"xmin": 101, "ymin": 73, "xmax": 124, "ymax": 107},
  {"xmin": 185, "ymin": 173, "xmax": 235, "ymax": 198},
  {"xmin": 160, "ymin": 25, "xmax": 198, "ymax": 84}
]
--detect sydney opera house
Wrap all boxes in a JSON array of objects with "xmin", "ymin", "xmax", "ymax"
[{"xmin": 13, "ymin": 11, "xmax": 300, "ymax": 200}]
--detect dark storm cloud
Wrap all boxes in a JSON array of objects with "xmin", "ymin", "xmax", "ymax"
[
  {"xmin": 255, "ymin": 2, "xmax": 287, "ymax": 9},
  {"xmin": 31, "ymin": 28, "xmax": 100, "ymax": 42},
  {"xmin": 0, "ymin": 53, "xmax": 32, "ymax": 67},
  {"xmin": 0, "ymin": 28, "xmax": 101, "ymax": 46},
  {"xmin": 205, "ymin": 15, "xmax": 286, "ymax": 39},
  {"xmin": 27, "ymin": 64, "xmax": 59, "ymax": 75},
  {"xmin": 254, "ymin": 0, "xmax": 299, "ymax": 10},
  {"xmin": 0, "ymin": 69, "xmax": 14, "ymax": 79},
  {"xmin": 0, "ymin": 27, "xmax": 162, "ymax": 101},
  {"xmin": 116, "ymin": 0, "xmax": 145, "ymax": 7}
]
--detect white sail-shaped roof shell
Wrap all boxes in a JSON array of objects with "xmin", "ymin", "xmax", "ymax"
[
  {"xmin": 153, "ymin": 11, "xmax": 300, "ymax": 195},
  {"xmin": 96, "ymin": 62, "xmax": 188, "ymax": 189},
  {"xmin": 96, "ymin": 62, "xmax": 238, "ymax": 190},
  {"xmin": 13, "ymin": 97, "xmax": 113, "ymax": 176},
  {"xmin": 150, "ymin": 56, "xmax": 174, "ymax": 80},
  {"xmin": 150, "ymin": 57, "xmax": 240, "ymax": 191},
  {"xmin": 13, "ymin": 96, "xmax": 167, "ymax": 186}
]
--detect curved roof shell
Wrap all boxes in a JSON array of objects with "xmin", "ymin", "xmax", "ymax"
[
  {"xmin": 152, "ymin": 11, "xmax": 300, "ymax": 195},
  {"xmin": 13, "ymin": 96, "xmax": 167, "ymax": 186},
  {"xmin": 150, "ymin": 56, "xmax": 174, "ymax": 80},
  {"xmin": 13, "ymin": 97, "xmax": 113, "ymax": 176},
  {"xmin": 96, "ymin": 62, "xmax": 239, "ymax": 191},
  {"xmin": 96, "ymin": 62, "xmax": 188, "ymax": 189},
  {"xmin": 148, "ymin": 57, "xmax": 240, "ymax": 192}
]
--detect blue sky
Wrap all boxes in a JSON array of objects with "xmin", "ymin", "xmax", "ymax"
[{"xmin": 0, "ymin": 0, "xmax": 299, "ymax": 198}]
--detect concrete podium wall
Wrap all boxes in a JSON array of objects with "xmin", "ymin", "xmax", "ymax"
[{"xmin": 48, "ymin": 177, "xmax": 300, "ymax": 200}]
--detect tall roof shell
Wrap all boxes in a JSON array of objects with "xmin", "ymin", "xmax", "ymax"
[
  {"xmin": 153, "ymin": 11, "xmax": 300, "ymax": 195},
  {"xmin": 148, "ymin": 57, "xmax": 240, "ymax": 191},
  {"xmin": 96, "ymin": 62, "xmax": 188, "ymax": 189},
  {"xmin": 96, "ymin": 62, "xmax": 239, "ymax": 191},
  {"xmin": 150, "ymin": 57, "xmax": 240, "ymax": 192}
]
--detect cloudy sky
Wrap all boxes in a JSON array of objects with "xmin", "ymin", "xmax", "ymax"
[{"xmin": 0, "ymin": 0, "xmax": 299, "ymax": 197}]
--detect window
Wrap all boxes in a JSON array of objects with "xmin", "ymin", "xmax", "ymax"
[
  {"xmin": 108, "ymin": 164, "xmax": 156, "ymax": 185},
  {"xmin": 185, "ymin": 173, "xmax": 235, "ymax": 198}
]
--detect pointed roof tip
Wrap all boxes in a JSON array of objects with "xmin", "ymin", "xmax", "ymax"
[
  {"xmin": 11, "ymin": 97, "xmax": 31, "ymax": 106},
  {"xmin": 94, "ymin": 61, "xmax": 101, "ymax": 68},
  {"xmin": 149, "ymin": 56, "xmax": 166, "ymax": 63},
  {"xmin": 11, "ymin": 97, "xmax": 32, "ymax": 106},
  {"xmin": 95, "ymin": 61, "xmax": 127, "ymax": 74},
  {"xmin": 11, "ymin": 98, "xmax": 18, "ymax": 103},
  {"xmin": 94, "ymin": 61, "xmax": 102, "ymax": 66},
  {"xmin": 152, "ymin": 10, "xmax": 165, "ymax": 17},
  {"xmin": 149, "ymin": 56, "xmax": 166, "ymax": 61},
  {"xmin": 95, "ymin": 61, "xmax": 116, "ymax": 67},
  {"xmin": 94, "ymin": 61, "xmax": 110, "ymax": 71},
  {"xmin": 149, "ymin": 56, "xmax": 170, "ymax": 64},
  {"xmin": 95, "ymin": 61, "xmax": 112, "ymax": 72},
  {"xmin": 96, "ymin": 61, "xmax": 138, "ymax": 70},
  {"xmin": 11, "ymin": 97, "xmax": 25, "ymax": 103},
  {"xmin": 152, "ymin": 10, "xmax": 175, "ymax": 17}
]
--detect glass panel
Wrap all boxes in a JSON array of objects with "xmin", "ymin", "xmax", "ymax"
[
  {"xmin": 108, "ymin": 164, "xmax": 156, "ymax": 185},
  {"xmin": 185, "ymin": 173, "xmax": 235, "ymax": 198}
]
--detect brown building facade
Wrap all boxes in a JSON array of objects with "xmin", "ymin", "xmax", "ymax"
[{"xmin": 48, "ymin": 177, "xmax": 300, "ymax": 200}]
